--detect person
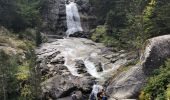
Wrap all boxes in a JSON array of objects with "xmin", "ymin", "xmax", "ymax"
[
  {"xmin": 65, "ymin": 0, "xmax": 70, "ymax": 4},
  {"xmin": 97, "ymin": 92, "xmax": 103, "ymax": 100},
  {"xmin": 71, "ymin": 92, "xmax": 77, "ymax": 100},
  {"xmin": 101, "ymin": 89, "xmax": 107, "ymax": 100}
]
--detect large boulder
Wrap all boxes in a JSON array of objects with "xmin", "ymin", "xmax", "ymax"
[
  {"xmin": 41, "ymin": 74, "xmax": 93, "ymax": 99},
  {"xmin": 141, "ymin": 35, "xmax": 170, "ymax": 75},
  {"xmin": 107, "ymin": 35, "xmax": 170, "ymax": 99}
]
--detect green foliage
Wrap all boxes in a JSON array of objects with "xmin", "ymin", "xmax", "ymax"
[
  {"xmin": 91, "ymin": 25, "xmax": 107, "ymax": 42},
  {"xmin": 0, "ymin": 0, "xmax": 42, "ymax": 32},
  {"xmin": 17, "ymin": 28, "xmax": 36, "ymax": 40},
  {"xmin": 143, "ymin": 0, "xmax": 170, "ymax": 37},
  {"xmin": 36, "ymin": 31, "xmax": 42, "ymax": 46},
  {"xmin": 106, "ymin": 10, "xmax": 126, "ymax": 28},
  {"xmin": 91, "ymin": 25, "xmax": 118, "ymax": 47},
  {"xmin": 140, "ymin": 59, "xmax": 170, "ymax": 100},
  {"xmin": 91, "ymin": 0, "xmax": 170, "ymax": 52},
  {"xmin": 18, "ymin": 0, "xmax": 42, "ymax": 28},
  {"xmin": 0, "ymin": 50, "xmax": 19, "ymax": 99},
  {"xmin": 20, "ymin": 84, "xmax": 33, "ymax": 99},
  {"xmin": 16, "ymin": 65, "xmax": 30, "ymax": 80},
  {"xmin": 90, "ymin": 0, "xmax": 148, "ymax": 51},
  {"xmin": 105, "ymin": 10, "xmax": 115, "ymax": 29},
  {"xmin": 166, "ymin": 84, "xmax": 170, "ymax": 99},
  {"xmin": 0, "ymin": 42, "xmax": 41, "ymax": 99}
]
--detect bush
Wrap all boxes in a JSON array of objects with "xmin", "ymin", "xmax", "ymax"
[
  {"xmin": 91, "ymin": 25, "xmax": 119, "ymax": 47},
  {"xmin": 143, "ymin": 0, "xmax": 170, "ymax": 37},
  {"xmin": 140, "ymin": 59, "xmax": 170, "ymax": 100}
]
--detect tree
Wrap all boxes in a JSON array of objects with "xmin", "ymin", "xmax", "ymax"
[
  {"xmin": 0, "ymin": 50, "xmax": 10, "ymax": 100},
  {"xmin": 143, "ymin": 0, "xmax": 170, "ymax": 37},
  {"xmin": 0, "ymin": 0, "xmax": 42, "ymax": 32}
]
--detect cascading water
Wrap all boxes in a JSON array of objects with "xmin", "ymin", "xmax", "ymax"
[
  {"xmin": 65, "ymin": 1, "xmax": 83, "ymax": 36},
  {"xmin": 37, "ymin": 37, "xmax": 129, "ymax": 80},
  {"xmin": 37, "ymin": 1, "xmax": 129, "ymax": 79}
]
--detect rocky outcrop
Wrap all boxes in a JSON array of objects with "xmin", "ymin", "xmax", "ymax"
[
  {"xmin": 41, "ymin": 0, "xmax": 66, "ymax": 36},
  {"xmin": 76, "ymin": 0, "xmax": 97, "ymax": 33},
  {"xmin": 107, "ymin": 35, "xmax": 170, "ymax": 99},
  {"xmin": 141, "ymin": 35, "xmax": 170, "ymax": 75}
]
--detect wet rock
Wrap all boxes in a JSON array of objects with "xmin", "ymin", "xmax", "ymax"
[
  {"xmin": 75, "ymin": 60, "xmax": 87, "ymax": 74},
  {"xmin": 95, "ymin": 62, "xmax": 103, "ymax": 72},
  {"xmin": 57, "ymin": 64, "xmax": 67, "ymax": 70},
  {"xmin": 41, "ymin": 75, "xmax": 93, "ymax": 99},
  {"xmin": 69, "ymin": 31, "xmax": 84, "ymax": 37},
  {"xmin": 110, "ymin": 58, "xmax": 119, "ymax": 63},
  {"xmin": 75, "ymin": 60, "xmax": 85, "ymax": 68},
  {"xmin": 46, "ymin": 51, "xmax": 60, "ymax": 60},
  {"xmin": 73, "ymin": 91, "xmax": 83, "ymax": 100},
  {"xmin": 36, "ymin": 38, "xmax": 135, "ymax": 99},
  {"xmin": 51, "ymin": 56, "xmax": 65, "ymax": 64},
  {"xmin": 41, "ymin": 67, "xmax": 49, "ymax": 76}
]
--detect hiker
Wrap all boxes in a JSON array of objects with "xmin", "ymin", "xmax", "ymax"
[
  {"xmin": 71, "ymin": 92, "xmax": 78, "ymax": 100},
  {"xmin": 97, "ymin": 92, "xmax": 103, "ymax": 100},
  {"xmin": 101, "ymin": 91, "xmax": 107, "ymax": 100},
  {"xmin": 97, "ymin": 89, "xmax": 108, "ymax": 100}
]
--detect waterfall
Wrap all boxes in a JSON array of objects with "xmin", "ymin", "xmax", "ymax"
[{"xmin": 65, "ymin": 1, "xmax": 83, "ymax": 36}]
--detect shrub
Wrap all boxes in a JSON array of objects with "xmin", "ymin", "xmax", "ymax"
[{"xmin": 140, "ymin": 59, "xmax": 170, "ymax": 100}]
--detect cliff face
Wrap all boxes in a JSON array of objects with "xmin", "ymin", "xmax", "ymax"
[
  {"xmin": 76, "ymin": 0, "xmax": 97, "ymax": 33},
  {"xmin": 41, "ymin": 0, "xmax": 66, "ymax": 36},
  {"xmin": 41, "ymin": 0, "xmax": 96, "ymax": 37},
  {"xmin": 107, "ymin": 35, "xmax": 170, "ymax": 99}
]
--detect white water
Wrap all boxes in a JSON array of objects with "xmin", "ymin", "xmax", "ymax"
[
  {"xmin": 37, "ymin": 38, "xmax": 129, "ymax": 80},
  {"xmin": 66, "ymin": 1, "xmax": 83, "ymax": 36},
  {"xmin": 84, "ymin": 60, "xmax": 100, "ymax": 78},
  {"xmin": 58, "ymin": 38, "xmax": 101, "ymax": 78}
]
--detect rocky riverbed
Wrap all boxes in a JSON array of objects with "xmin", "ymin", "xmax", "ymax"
[{"xmin": 36, "ymin": 37, "xmax": 137, "ymax": 99}]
